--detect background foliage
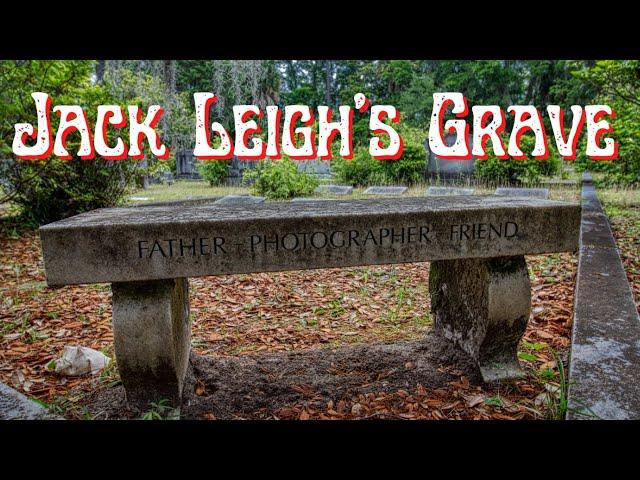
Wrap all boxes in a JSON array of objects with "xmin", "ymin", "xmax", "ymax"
[
  {"xmin": 1, "ymin": 59, "xmax": 638, "ymax": 224},
  {"xmin": 243, "ymin": 157, "xmax": 319, "ymax": 200}
]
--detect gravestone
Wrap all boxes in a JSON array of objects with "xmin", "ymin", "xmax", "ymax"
[
  {"xmin": 214, "ymin": 194, "xmax": 266, "ymax": 205},
  {"xmin": 314, "ymin": 185, "xmax": 353, "ymax": 195},
  {"xmin": 426, "ymin": 187, "xmax": 475, "ymax": 196},
  {"xmin": 227, "ymin": 156, "xmax": 259, "ymax": 184},
  {"xmin": 363, "ymin": 186, "xmax": 408, "ymax": 196},
  {"xmin": 296, "ymin": 159, "xmax": 332, "ymax": 178},
  {"xmin": 426, "ymin": 133, "xmax": 476, "ymax": 178},
  {"xmin": 40, "ymin": 196, "xmax": 580, "ymax": 408},
  {"xmin": 176, "ymin": 150, "xmax": 200, "ymax": 179},
  {"xmin": 495, "ymin": 187, "xmax": 550, "ymax": 199}
]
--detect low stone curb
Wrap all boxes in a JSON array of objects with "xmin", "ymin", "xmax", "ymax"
[
  {"xmin": 0, "ymin": 383, "xmax": 61, "ymax": 420},
  {"xmin": 566, "ymin": 173, "xmax": 640, "ymax": 419}
]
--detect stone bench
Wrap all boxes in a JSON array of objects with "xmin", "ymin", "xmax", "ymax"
[{"xmin": 39, "ymin": 197, "xmax": 580, "ymax": 409}]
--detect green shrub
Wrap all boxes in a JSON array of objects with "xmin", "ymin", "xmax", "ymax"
[
  {"xmin": 1, "ymin": 157, "xmax": 139, "ymax": 226},
  {"xmin": 243, "ymin": 157, "xmax": 319, "ymax": 200},
  {"xmin": 0, "ymin": 67, "xmax": 141, "ymax": 225},
  {"xmin": 330, "ymin": 148, "xmax": 375, "ymax": 186},
  {"xmin": 371, "ymin": 139, "xmax": 427, "ymax": 185},
  {"xmin": 474, "ymin": 133, "xmax": 560, "ymax": 183},
  {"xmin": 574, "ymin": 100, "xmax": 640, "ymax": 186},
  {"xmin": 331, "ymin": 125, "xmax": 426, "ymax": 186},
  {"xmin": 197, "ymin": 159, "xmax": 230, "ymax": 186}
]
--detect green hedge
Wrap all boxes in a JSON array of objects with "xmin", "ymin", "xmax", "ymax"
[
  {"xmin": 197, "ymin": 159, "xmax": 230, "ymax": 186},
  {"xmin": 474, "ymin": 134, "xmax": 561, "ymax": 183},
  {"xmin": 243, "ymin": 157, "xmax": 319, "ymax": 200},
  {"xmin": 331, "ymin": 126, "xmax": 426, "ymax": 186}
]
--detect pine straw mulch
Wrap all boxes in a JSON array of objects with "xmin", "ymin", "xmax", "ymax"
[{"xmin": 1, "ymin": 222, "xmax": 577, "ymax": 420}]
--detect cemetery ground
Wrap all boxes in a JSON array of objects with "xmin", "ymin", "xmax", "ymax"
[{"xmin": 1, "ymin": 182, "xmax": 638, "ymax": 420}]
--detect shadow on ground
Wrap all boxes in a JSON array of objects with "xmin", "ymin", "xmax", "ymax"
[{"xmin": 84, "ymin": 331, "xmax": 481, "ymax": 419}]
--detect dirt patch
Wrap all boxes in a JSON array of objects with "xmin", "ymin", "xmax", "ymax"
[{"xmin": 84, "ymin": 332, "xmax": 479, "ymax": 419}]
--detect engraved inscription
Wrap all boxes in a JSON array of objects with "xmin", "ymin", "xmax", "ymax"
[
  {"xmin": 449, "ymin": 221, "xmax": 518, "ymax": 242},
  {"xmin": 249, "ymin": 226, "xmax": 431, "ymax": 253},
  {"xmin": 135, "ymin": 221, "xmax": 519, "ymax": 259}
]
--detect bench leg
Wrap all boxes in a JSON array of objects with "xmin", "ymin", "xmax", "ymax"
[
  {"xmin": 429, "ymin": 256, "xmax": 531, "ymax": 382},
  {"xmin": 111, "ymin": 278, "xmax": 190, "ymax": 410}
]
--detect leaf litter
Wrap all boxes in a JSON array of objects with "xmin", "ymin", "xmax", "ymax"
[{"xmin": 1, "ymin": 226, "xmax": 578, "ymax": 420}]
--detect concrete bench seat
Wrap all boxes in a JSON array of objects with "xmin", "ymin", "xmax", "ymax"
[{"xmin": 40, "ymin": 196, "xmax": 580, "ymax": 409}]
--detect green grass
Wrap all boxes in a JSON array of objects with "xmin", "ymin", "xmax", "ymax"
[
  {"xmin": 484, "ymin": 396, "xmax": 504, "ymax": 407},
  {"xmin": 125, "ymin": 181, "xmax": 249, "ymax": 204},
  {"xmin": 124, "ymin": 178, "xmax": 583, "ymax": 206},
  {"xmin": 140, "ymin": 399, "xmax": 179, "ymax": 420},
  {"xmin": 598, "ymin": 187, "xmax": 640, "ymax": 209}
]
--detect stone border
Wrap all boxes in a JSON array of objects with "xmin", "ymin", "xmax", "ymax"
[
  {"xmin": 566, "ymin": 173, "xmax": 640, "ymax": 419},
  {"xmin": 0, "ymin": 383, "xmax": 60, "ymax": 420}
]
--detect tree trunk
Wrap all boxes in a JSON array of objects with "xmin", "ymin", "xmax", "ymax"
[
  {"xmin": 324, "ymin": 60, "xmax": 333, "ymax": 106},
  {"xmin": 96, "ymin": 60, "xmax": 106, "ymax": 83}
]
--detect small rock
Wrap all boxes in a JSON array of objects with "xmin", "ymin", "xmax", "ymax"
[
  {"xmin": 351, "ymin": 403, "xmax": 363, "ymax": 416},
  {"xmin": 195, "ymin": 380, "xmax": 206, "ymax": 396},
  {"xmin": 54, "ymin": 346, "xmax": 110, "ymax": 376},
  {"xmin": 405, "ymin": 361, "xmax": 416, "ymax": 370},
  {"xmin": 534, "ymin": 392, "xmax": 548, "ymax": 406}
]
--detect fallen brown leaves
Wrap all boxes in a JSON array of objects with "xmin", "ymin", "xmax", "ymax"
[
  {"xmin": 1, "ymin": 224, "xmax": 577, "ymax": 420},
  {"xmin": 607, "ymin": 205, "xmax": 640, "ymax": 315},
  {"xmin": 0, "ymin": 228, "xmax": 114, "ymax": 407}
]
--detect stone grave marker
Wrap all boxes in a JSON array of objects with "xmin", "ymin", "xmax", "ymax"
[
  {"xmin": 363, "ymin": 186, "xmax": 408, "ymax": 196},
  {"xmin": 426, "ymin": 187, "xmax": 475, "ymax": 196},
  {"xmin": 495, "ymin": 187, "xmax": 550, "ymax": 199},
  {"xmin": 314, "ymin": 185, "xmax": 353, "ymax": 195}
]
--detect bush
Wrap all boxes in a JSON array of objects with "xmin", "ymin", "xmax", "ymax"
[
  {"xmin": 0, "ymin": 64, "xmax": 143, "ymax": 225},
  {"xmin": 574, "ymin": 100, "xmax": 640, "ymax": 186},
  {"xmin": 330, "ymin": 148, "xmax": 375, "ymax": 186},
  {"xmin": 197, "ymin": 159, "xmax": 230, "ymax": 186},
  {"xmin": 1, "ymin": 158, "xmax": 139, "ymax": 225},
  {"xmin": 0, "ymin": 61, "xmax": 176, "ymax": 225},
  {"xmin": 474, "ymin": 134, "xmax": 561, "ymax": 184},
  {"xmin": 243, "ymin": 157, "xmax": 319, "ymax": 200},
  {"xmin": 331, "ymin": 125, "xmax": 426, "ymax": 186}
]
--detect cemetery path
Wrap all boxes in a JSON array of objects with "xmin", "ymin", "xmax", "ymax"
[{"xmin": 1, "ymin": 223, "xmax": 577, "ymax": 420}]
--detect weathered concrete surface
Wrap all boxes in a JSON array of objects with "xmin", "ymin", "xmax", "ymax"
[
  {"xmin": 290, "ymin": 197, "xmax": 331, "ymax": 202},
  {"xmin": 111, "ymin": 278, "xmax": 190, "ymax": 409},
  {"xmin": 495, "ymin": 187, "xmax": 550, "ymax": 199},
  {"xmin": 566, "ymin": 179, "xmax": 640, "ymax": 419},
  {"xmin": 40, "ymin": 196, "xmax": 581, "ymax": 286},
  {"xmin": 314, "ymin": 185, "xmax": 353, "ymax": 195},
  {"xmin": 363, "ymin": 186, "xmax": 408, "ymax": 195},
  {"xmin": 133, "ymin": 197, "xmax": 221, "ymax": 208},
  {"xmin": 430, "ymin": 256, "xmax": 531, "ymax": 382},
  {"xmin": 214, "ymin": 194, "xmax": 265, "ymax": 205},
  {"xmin": 427, "ymin": 187, "xmax": 475, "ymax": 196},
  {"xmin": 0, "ymin": 383, "xmax": 59, "ymax": 420}
]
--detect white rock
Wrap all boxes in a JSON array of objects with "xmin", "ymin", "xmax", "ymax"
[{"xmin": 54, "ymin": 346, "xmax": 110, "ymax": 376}]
